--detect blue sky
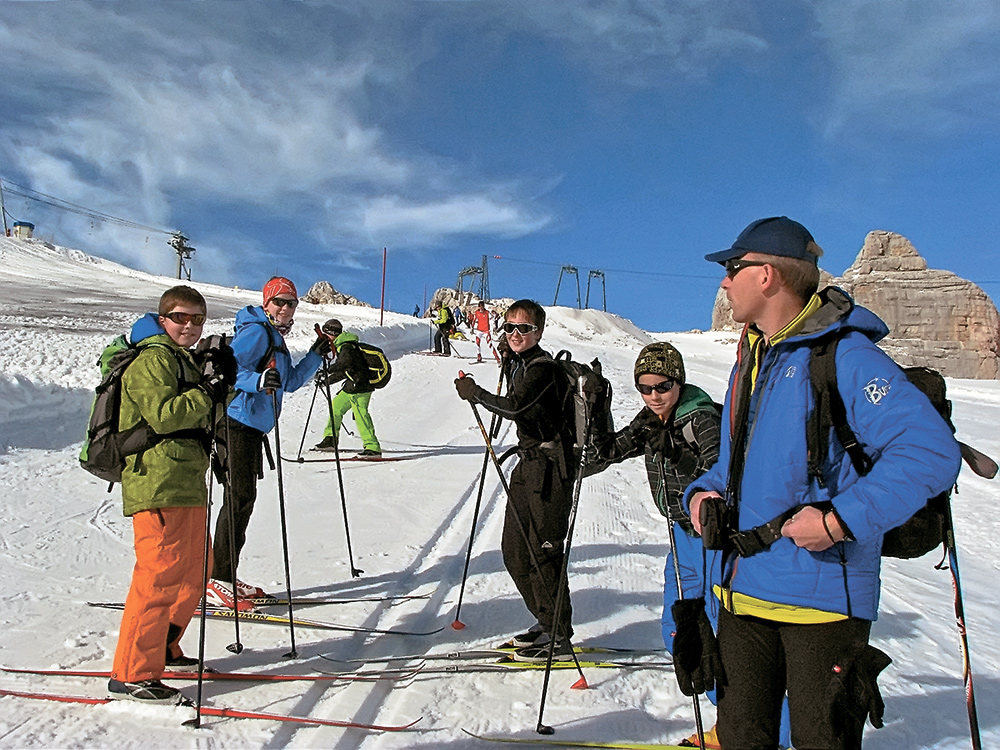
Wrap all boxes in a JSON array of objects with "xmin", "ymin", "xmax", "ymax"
[{"xmin": 1, "ymin": 1, "xmax": 998, "ymax": 331}]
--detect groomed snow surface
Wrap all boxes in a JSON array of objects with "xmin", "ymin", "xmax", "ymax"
[{"xmin": 0, "ymin": 236, "xmax": 996, "ymax": 749}]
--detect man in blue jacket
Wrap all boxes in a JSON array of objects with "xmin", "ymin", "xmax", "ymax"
[
  {"xmin": 206, "ymin": 277, "xmax": 329, "ymax": 609},
  {"xmin": 678, "ymin": 217, "xmax": 961, "ymax": 749}
]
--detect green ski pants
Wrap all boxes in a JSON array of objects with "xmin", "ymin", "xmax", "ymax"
[{"xmin": 324, "ymin": 390, "xmax": 381, "ymax": 452}]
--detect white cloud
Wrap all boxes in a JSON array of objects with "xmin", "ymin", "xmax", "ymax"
[
  {"xmin": 0, "ymin": 3, "xmax": 552, "ymax": 268},
  {"xmin": 510, "ymin": 0, "xmax": 767, "ymax": 84},
  {"xmin": 359, "ymin": 193, "xmax": 551, "ymax": 246},
  {"xmin": 812, "ymin": 0, "xmax": 1000, "ymax": 140}
]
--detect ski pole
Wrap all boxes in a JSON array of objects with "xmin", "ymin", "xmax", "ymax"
[
  {"xmin": 294, "ymin": 381, "xmax": 320, "ymax": 460},
  {"xmin": 185, "ymin": 397, "xmax": 221, "ymax": 729},
  {"xmin": 452, "ymin": 360, "xmax": 507, "ymax": 630},
  {"xmin": 222, "ymin": 413, "xmax": 244, "ymax": 655},
  {"xmin": 939, "ymin": 499, "xmax": 982, "ymax": 750},
  {"xmin": 458, "ymin": 373, "xmax": 587, "ymax": 685},
  {"xmin": 317, "ymin": 350, "xmax": 363, "ymax": 578},
  {"xmin": 536, "ymin": 378, "xmax": 595, "ymax": 735},
  {"xmin": 657, "ymin": 454, "xmax": 706, "ymax": 748},
  {"xmin": 267, "ymin": 365, "xmax": 297, "ymax": 659}
]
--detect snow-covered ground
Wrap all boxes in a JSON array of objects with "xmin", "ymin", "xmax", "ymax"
[{"xmin": 0, "ymin": 235, "xmax": 996, "ymax": 749}]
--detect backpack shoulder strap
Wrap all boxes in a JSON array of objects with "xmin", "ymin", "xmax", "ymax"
[
  {"xmin": 250, "ymin": 320, "xmax": 286, "ymax": 373},
  {"xmin": 807, "ymin": 334, "xmax": 874, "ymax": 487}
]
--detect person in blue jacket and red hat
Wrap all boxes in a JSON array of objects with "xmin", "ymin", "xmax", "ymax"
[
  {"xmin": 676, "ymin": 217, "xmax": 961, "ymax": 749},
  {"xmin": 206, "ymin": 276, "xmax": 330, "ymax": 610}
]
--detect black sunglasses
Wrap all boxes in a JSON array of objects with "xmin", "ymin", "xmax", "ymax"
[
  {"xmin": 163, "ymin": 311, "xmax": 206, "ymax": 326},
  {"xmin": 636, "ymin": 379, "xmax": 676, "ymax": 395},
  {"xmin": 724, "ymin": 258, "xmax": 770, "ymax": 279},
  {"xmin": 270, "ymin": 297, "xmax": 299, "ymax": 309},
  {"xmin": 501, "ymin": 322, "xmax": 538, "ymax": 335}
]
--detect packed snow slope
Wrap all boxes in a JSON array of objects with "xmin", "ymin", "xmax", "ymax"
[{"xmin": 0, "ymin": 235, "xmax": 997, "ymax": 749}]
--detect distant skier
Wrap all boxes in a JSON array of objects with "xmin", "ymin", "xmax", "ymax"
[
  {"xmin": 471, "ymin": 301, "xmax": 500, "ymax": 364},
  {"xmin": 312, "ymin": 319, "xmax": 383, "ymax": 457},
  {"xmin": 433, "ymin": 305, "xmax": 453, "ymax": 356}
]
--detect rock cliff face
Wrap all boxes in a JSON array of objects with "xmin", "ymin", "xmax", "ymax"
[
  {"xmin": 710, "ymin": 231, "xmax": 999, "ymax": 379},
  {"xmin": 301, "ymin": 280, "xmax": 371, "ymax": 307}
]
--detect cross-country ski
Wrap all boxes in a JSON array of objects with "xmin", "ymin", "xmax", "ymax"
[
  {"xmin": 86, "ymin": 602, "xmax": 444, "ymax": 636},
  {"xmin": 0, "ymin": 686, "xmax": 421, "ymax": 731},
  {"xmin": 320, "ymin": 644, "xmax": 668, "ymax": 664},
  {"xmin": 462, "ymin": 729, "xmax": 690, "ymax": 749},
  {"xmin": 87, "ymin": 592, "xmax": 429, "ymax": 608},
  {"xmin": 2, "ymin": 665, "xmax": 420, "ymax": 682}
]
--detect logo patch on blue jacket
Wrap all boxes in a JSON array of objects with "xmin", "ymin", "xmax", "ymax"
[
  {"xmin": 784, "ymin": 366, "xmax": 797, "ymax": 378},
  {"xmin": 864, "ymin": 378, "xmax": 891, "ymax": 405}
]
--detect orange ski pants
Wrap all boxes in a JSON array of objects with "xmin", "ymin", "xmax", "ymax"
[{"xmin": 111, "ymin": 506, "xmax": 209, "ymax": 683}]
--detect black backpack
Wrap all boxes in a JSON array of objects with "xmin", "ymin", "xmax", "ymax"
[
  {"xmin": 807, "ymin": 337, "xmax": 996, "ymax": 558},
  {"xmin": 533, "ymin": 350, "xmax": 615, "ymax": 458},
  {"xmin": 354, "ymin": 342, "xmax": 392, "ymax": 389}
]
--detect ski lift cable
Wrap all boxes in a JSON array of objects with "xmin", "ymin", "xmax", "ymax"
[{"xmin": 1, "ymin": 178, "xmax": 174, "ymax": 235}]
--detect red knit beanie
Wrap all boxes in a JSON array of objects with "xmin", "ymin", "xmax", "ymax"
[{"xmin": 263, "ymin": 277, "xmax": 297, "ymax": 306}]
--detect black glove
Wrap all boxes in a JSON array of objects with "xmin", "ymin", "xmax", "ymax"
[
  {"xmin": 828, "ymin": 644, "xmax": 892, "ymax": 737},
  {"xmin": 310, "ymin": 333, "xmax": 332, "ymax": 357},
  {"xmin": 455, "ymin": 375, "xmax": 479, "ymax": 402},
  {"xmin": 260, "ymin": 367, "xmax": 281, "ymax": 391},
  {"xmin": 198, "ymin": 373, "xmax": 230, "ymax": 403},
  {"xmin": 699, "ymin": 494, "xmax": 732, "ymax": 550},
  {"xmin": 196, "ymin": 338, "xmax": 238, "ymax": 387},
  {"xmin": 670, "ymin": 597, "xmax": 725, "ymax": 696}
]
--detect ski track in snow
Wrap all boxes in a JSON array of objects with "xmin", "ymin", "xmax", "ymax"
[{"xmin": 0, "ymin": 237, "xmax": 997, "ymax": 749}]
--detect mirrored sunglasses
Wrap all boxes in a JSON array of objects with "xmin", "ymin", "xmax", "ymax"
[
  {"xmin": 501, "ymin": 322, "xmax": 538, "ymax": 335},
  {"xmin": 270, "ymin": 297, "xmax": 299, "ymax": 309},
  {"xmin": 163, "ymin": 311, "xmax": 206, "ymax": 326},
  {"xmin": 636, "ymin": 379, "xmax": 676, "ymax": 395}
]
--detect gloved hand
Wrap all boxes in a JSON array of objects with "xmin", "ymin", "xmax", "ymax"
[
  {"xmin": 260, "ymin": 367, "xmax": 282, "ymax": 392},
  {"xmin": 496, "ymin": 332, "xmax": 511, "ymax": 358},
  {"xmin": 455, "ymin": 375, "xmax": 479, "ymax": 402},
  {"xmin": 828, "ymin": 644, "xmax": 892, "ymax": 736},
  {"xmin": 310, "ymin": 333, "xmax": 332, "ymax": 357},
  {"xmin": 196, "ymin": 337, "xmax": 238, "ymax": 387},
  {"xmin": 198, "ymin": 373, "xmax": 230, "ymax": 403},
  {"xmin": 670, "ymin": 597, "xmax": 725, "ymax": 696}
]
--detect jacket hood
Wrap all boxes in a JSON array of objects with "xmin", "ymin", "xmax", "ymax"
[
  {"xmin": 130, "ymin": 312, "xmax": 165, "ymax": 345},
  {"xmin": 674, "ymin": 383, "xmax": 719, "ymax": 421},
  {"xmin": 234, "ymin": 304, "xmax": 270, "ymax": 332},
  {"xmin": 794, "ymin": 287, "xmax": 888, "ymax": 346},
  {"xmin": 335, "ymin": 331, "xmax": 360, "ymax": 347}
]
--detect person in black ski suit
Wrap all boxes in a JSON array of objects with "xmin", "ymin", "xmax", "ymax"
[{"xmin": 454, "ymin": 299, "xmax": 576, "ymax": 662}]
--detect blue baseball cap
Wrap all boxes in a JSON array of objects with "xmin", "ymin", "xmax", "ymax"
[{"xmin": 705, "ymin": 216, "xmax": 818, "ymax": 265}]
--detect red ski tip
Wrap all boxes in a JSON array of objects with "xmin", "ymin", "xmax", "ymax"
[
  {"xmin": 451, "ymin": 620, "xmax": 466, "ymax": 630},
  {"xmin": 571, "ymin": 676, "xmax": 589, "ymax": 690}
]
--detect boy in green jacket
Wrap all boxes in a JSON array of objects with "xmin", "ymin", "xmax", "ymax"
[{"xmin": 108, "ymin": 286, "xmax": 231, "ymax": 704}]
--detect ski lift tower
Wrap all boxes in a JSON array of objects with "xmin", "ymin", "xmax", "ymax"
[
  {"xmin": 586, "ymin": 270, "xmax": 606, "ymax": 311},
  {"xmin": 456, "ymin": 255, "xmax": 491, "ymax": 302},
  {"xmin": 553, "ymin": 265, "xmax": 581, "ymax": 308},
  {"xmin": 169, "ymin": 232, "xmax": 196, "ymax": 280}
]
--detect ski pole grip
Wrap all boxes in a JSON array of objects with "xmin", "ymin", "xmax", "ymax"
[
  {"xmin": 458, "ymin": 370, "xmax": 466, "ymax": 378},
  {"xmin": 266, "ymin": 358, "xmax": 278, "ymax": 395}
]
